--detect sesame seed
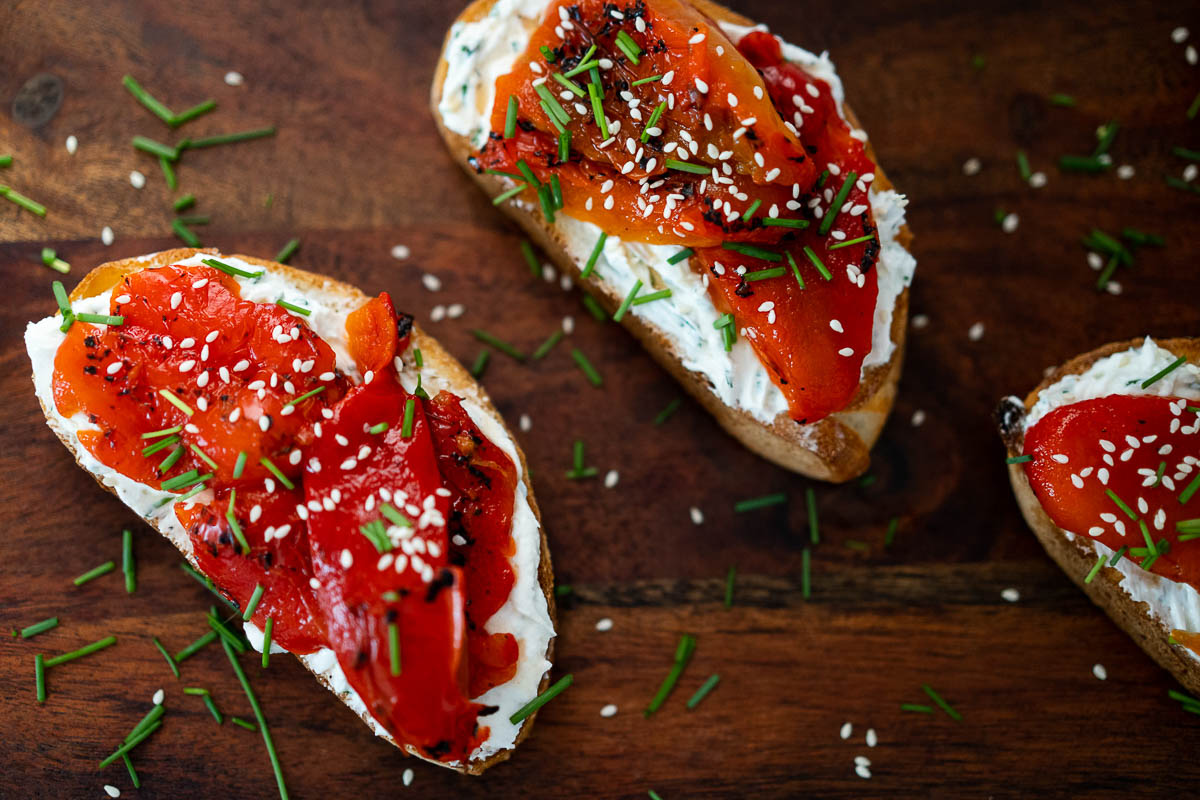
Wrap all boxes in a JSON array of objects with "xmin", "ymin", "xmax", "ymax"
[
  {"xmin": 1001, "ymin": 587, "xmax": 1020, "ymax": 602},
  {"xmin": 66, "ymin": 135, "xmax": 78, "ymax": 154},
  {"xmin": 689, "ymin": 32, "xmax": 706, "ymax": 44},
  {"xmin": 101, "ymin": 226, "xmax": 114, "ymax": 246},
  {"xmin": 604, "ymin": 469, "xmax": 619, "ymax": 488},
  {"xmin": 1172, "ymin": 26, "xmax": 1189, "ymax": 43},
  {"xmin": 402, "ymin": 768, "xmax": 414, "ymax": 787},
  {"xmin": 153, "ymin": 688, "xmax": 165, "ymax": 705},
  {"xmin": 962, "ymin": 157, "xmax": 982, "ymax": 176},
  {"xmin": 422, "ymin": 274, "xmax": 442, "ymax": 292},
  {"xmin": 104, "ymin": 786, "xmax": 121, "ymax": 798},
  {"xmin": 1093, "ymin": 663, "xmax": 1107, "ymax": 680},
  {"xmin": 866, "ymin": 728, "xmax": 877, "ymax": 748},
  {"xmin": 225, "ymin": 70, "xmax": 244, "ymax": 86},
  {"xmin": 170, "ymin": 291, "xmax": 183, "ymax": 309},
  {"xmin": 690, "ymin": 506, "xmax": 704, "ymax": 525},
  {"xmin": 1028, "ymin": 171, "xmax": 1047, "ymax": 188},
  {"xmin": 840, "ymin": 722, "xmax": 853, "ymax": 739},
  {"xmin": 129, "ymin": 170, "xmax": 146, "ymax": 189},
  {"xmin": 1187, "ymin": 45, "xmax": 1198, "ymax": 65},
  {"xmin": 968, "ymin": 322, "xmax": 985, "ymax": 341},
  {"xmin": 430, "ymin": 305, "xmax": 446, "ymax": 322},
  {"xmin": 1117, "ymin": 164, "xmax": 1135, "ymax": 180},
  {"xmin": 855, "ymin": 764, "xmax": 871, "ymax": 779},
  {"xmin": 595, "ymin": 618, "xmax": 613, "ymax": 632},
  {"xmin": 390, "ymin": 244, "xmax": 411, "ymax": 260},
  {"xmin": 340, "ymin": 549, "xmax": 353, "ymax": 569},
  {"xmin": 1184, "ymin": 164, "xmax": 1198, "ymax": 182},
  {"xmin": 838, "ymin": 347, "xmax": 854, "ymax": 357},
  {"xmin": 911, "ymin": 410, "xmax": 927, "ymax": 427},
  {"xmin": 1001, "ymin": 213, "xmax": 1019, "ymax": 233},
  {"xmin": 600, "ymin": 704, "xmax": 618, "ymax": 717},
  {"xmin": 694, "ymin": 77, "xmax": 709, "ymax": 93}
]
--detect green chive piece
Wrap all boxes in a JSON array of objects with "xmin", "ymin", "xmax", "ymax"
[
  {"xmin": 180, "ymin": 563, "xmax": 240, "ymax": 612},
  {"xmin": 760, "ymin": 217, "xmax": 809, "ymax": 229},
  {"xmin": 615, "ymin": 30, "xmax": 642, "ymax": 64},
  {"xmin": 1181, "ymin": 474, "xmax": 1200, "ymax": 505},
  {"xmin": 1058, "ymin": 155, "xmax": 1110, "ymax": 173},
  {"xmin": 532, "ymin": 329, "xmax": 565, "ymax": 360},
  {"xmin": 538, "ymin": 182, "xmax": 557, "ymax": 222},
  {"xmin": 153, "ymin": 636, "xmax": 180, "ymax": 678},
  {"xmin": 1092, "ymin": 121, "xmax": 1119, "ymax": 157},
  {"xmin": 554, "ymin": 584, "xmax": 572, "ymax": 597},
  {"xmin": 667, "ymin": 248, "xmax": 693, "ymax": 265},
  {"xmin": 686, "ymin": 674, "xmax": 721, "ymax": 710},
  {"xmin": 587, "ymin": 82, "xmax": 609, "ymax": 139},
  {"xmin": 654, "ymin": 397, "xmax": 682, "ymax": 426},
  {"xmin": 157, "ymin": 445, "xmax": 186, "ymax": 474},
  {"xmin": 132, "ymin": 135, "xmax": 179, "ymax": 161},
  {"xmin": 1166, "ymin": 175, "xmax": 1200, "ymax": 195},
  {"xmin": 1084, "ymin": 554, "xmax": 1106, "ymax": 584},
  {"xmin": 571, "ymin": 348, "xmax": 602, "ymax": 386},
  {"xmin": 0, "ymin": 184, "xmax": 48, "ymax": 216},
  {"xmin": 801, "ymin": 547, "xmax": 812, "ymax": 599},
  {"xmin": 75, "ymin": 313, "xmax": 124, "ymax": 326},
  {"xmin": 52, "ymin": 280, "xmax": 72, "ymax": 317},
  {"xmin": 921, "ymin": 684, "xmax": 962, "ymax": 721},
  {"xmin": 470, "ymin": 349, "xmax": 490, "ymax": 378},
  {"xmin": 901, "ymin": 703, "xmax": 934, "ymax": 713},
  {"xmin": 550, "ymin": 173, "xmax": 564, "ymax": 210},
  {"xmin": 175, "ymin": 631, "xmax": 217, "ymax": 662},
  {"xmin": 21, "ymin": 617, "xmax": 59, "ymax": 639},
  {"xmin": 644, "ymin": 634, "xmax": 696, "ymax": 717},
  {"xmin": 613, "ymin": 279, "xmax": 642, "ymax": 322},
  {"xmin": 1171, "ymin": 146, "xmax": 1200, "ymax": 163},
  {"xmin": 367, "ymin": 422, "xmax": 389, "ymax": 435},
  {"xmin": 160, "ymin": 469, "xmax": 204, "ymax": 492},
  {"xmin": 510, "ymin": 673, "xmax": 573, "ymax": 724},
  {"xmin": 827, "ymin": 233, "xmax": 876, "ymax": 250},
  {"xmin": 45, "ymin": 635, "xmax": 117, "ymax": 668},
  {"xmin": 581, "ymin": 294, "xmax": 607, "ymax": 321},
  {"xmin": 142, "ymin": 437, "xmax": 180, "ymax": 459},
  {"xmin": 558, "ymin": 129, "xmax": 571, "ymax": 162},
  {"xmin": 665, "ymin": 158, "xmax": 709, "ymax": 175},
  {"xmin": 0, "ymin": 155, "xmax": 11, "ymax": 167},
  {"xmin": 207, "ymin": 611, "xmax": 247, "ymax": 655},
  {"xmin": 243, "ymin": 584, "xmax": 265, "ymax": 621},
  {"xmin": 492, "ymin": 184, "xmax": 525, "ymax": 206},
  {"xmin": 188, "ymin": 444, "xmax": 219, "ymax": 473},
  {"xmin": 1121, "ymin": 228, "xmax": 1164, "ymax": 247},
  {"xmin": 641, "ymin": 101, "xmax": 666, "ymax": 143},
  {"xmin": 233, "ymin": 451, "xmax": 248, "ymax": 479},
  {"xmin": 551, "ymin": 71, "xmax": 585, "ymax": 97},
  {"xmin": 1109, "ymin": 546, "xmax": 1129, "ymax": 567},
  {"xmin": 803, "ymin": 246, "xmax": 832, "ymax": 280},
  {"xmin": 724, "ymin": 566, "xmax": 736, "ymax": 609},
  {"xmin": 743, "ymin": 267, "xmax": 786, "ymax": 282},
  {"xmin": 649, "ymin": 792, "xmax": 664, "ymax": 800},
  {"xmin": 472, "ymin": 329, "xmax": 526, "ymax": 361},
  {"xmin": 540, "ymin": 45, "xmax": 556, "ymax": 62},
  {"xmin": 1016, "ymin": 149, "xmax": 1031, "ymax": 181},
  {"xmin": 388, "ymin": 622, "xmax": 401, "ymax": 677},
  {"xmin": 98, "ymin": 719, "xmax": 163, "ymax": 769},
  {"xmin": 503, "ymin": 95, "xmax": 519, "ymax": 139},
  {"xmin": 1189, "ymin": 91, "xmax": 1200, "ymax": 120},
  {"xmin": 632, "ymin": 289, "xmax": 671, "ymax": 306},
  {"xmin": 1095, "ymin": 254, "xmax": 1120, "ymax": 292},
  {"xmin": 1049, "ymin": 93, "xmax": 1076, "ymax": 107},
  {"xmin": 283, "ymin": 385, "xmax": 324, "ymax": 407},
  {"xmin": 581, "ymin": 232, "xmax": 608, "ymax": 278},
  {"xmin": 806, "ymin": 487, "xmax": 820, "ymax": 544},
  {"xmin": 520, "ymin": 239, "xmax": 541, "ymax": 277},
  {"xmin": 172, "ymin": 217, "xmax": 201, "ymax": 247},
  {"xmin": 785, "ymin": 250, "xmax": 806, "ymax": 290},
  {"xmin": 818, "ymin": 171, "xmax": 858, "ymax": 235},
  {"xmin": 260, "ymin": 617, "xmax": 274, "ymax": 669},
  {"xmin": 379, "ymin": 502, "xmax": 412, "ymax": 529},
  {"xmin": 125, "ymin": 705, "xmax": 166, "ymax": 744},
  {"xmin": 722, "ymin": 242, "xmax": 781, "ymax": 262},
  {"xmin": 173, "ymin": 194, "xmax": 196, "ymax": 212},
  {"xmin": 1141, "ymin": 355, "xmax": 1187, "ymax": 389},
  {"xmin": 35, "ymin": 654, "xmax": 46, "ymax": 703},
  {"xmin": 1006, "ymin": 454, "xmax": 1034, "ymax": 464},
  {"xmin": 74, "ymin": 561, "xmax": 116, "ymax": 587},
  {"xmin": 203, "ymin": 693, "xmax": 224, "ymax": 723},
  {"xmin": 122, "ymin": 529, "xmax": 136, "ymax": 594},
  {"xmin": 401, "ymin": 397, "xmax": 416, "ymax": 438},
  {"xmin": 885, "ymin": 517, "xmax": 899, "ymax": 547},
  {"xmin": 744, "ymin": 199, "xmax": 762, "ymax": 220},
  {"xmin": 733, "ymin": 493, "xmax": 786, "ymax": 512},
  {"xmin": 179, "ymin": 215, "xmax": 212, "ymax": 225},
  {"xmin": 1105, "ymin": 489, "xmax": 1139, "ymax": 521},
  {"xmin": 534, "ymin": 83, "xmax": 571, "ymax": 127},
  {"xmin": 573, "ymin": 440, "xmax": 585, "ymax": 472},
  {"xmin": 41, "ymin": 247, "xmax": 70, "ymax": 274},
  {"xmin": 122, "ymin": 75, "xmax": 174, "ymax": 123},
  {"xmin": 168, "ymin": 99, "xmax": 217, "ymax": 127},
  {"xmin": 158, "ymin": 388, "xmax": 195, "ymax": 416},
  {"xmin": 202, "ymin": 257, "xmax": 263, "ymax": 279},
  {"xmin": 142, "ymin": 425, "xmax": 183, "ymax": 440},
  {"xmin": 273, "ymin": 238, "xmax": 301, "ymax": 265},
  {"xmin": 184, "ymin": 127, "xmax": 276, "ymax": 149},
  {"xmin": 226, "ymin": 491, "xmax": 251, "ymax": 555},
  {"xmin": 258, "ymin": 457, "xmax": 295, "ymax": 490}
]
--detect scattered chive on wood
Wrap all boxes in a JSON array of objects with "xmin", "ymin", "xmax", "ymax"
[
  {"xmin": 472, "ymin": 329, "xmax": 525, "ymax": 361},
  {"xmin": 532, "ymin": 329, "xmax": 564, "ymax": 360},
  {"xmin": 1092, "ymin": 121, "xmax": 1119, "ymax": 156},
  {"xmin": 122, "ymin": 529, "xmax": 136, "ymax": 594},
  {"xmin": 169, "ymin": 99, "xmax": 217, "ymax": 127},
  {"xmin": 1016, "ymin": 149, "xmax": 1031, "ymax": 181},
  {"xmin": 581, "ymin": 294, "xmax": 607, "ymax": 321},
  {"xmin": 806, "ymin": 487, "xmax": 819, "ymax": 544},
  {"xmin": 470, "ymin": 349, "xmax": 490, "ymax": 378},
  {"xmin": 173, "ymin": 193, "xmax": 196, "ymax": 212},
  {"xmin": 901, "ymin": 703, "xmax": 934, "ymax": 713},
  {"xmin": 41, "ymin": 247, "xmax": 70, "ymax": 274},
  {"xmin": 274, "ymin": 238, "xmax": 300, "ymax": 264},
  {"xmin": 733, "ymin": 493, "xmax": 786, "ymax": 512},
  {"xmin": 0, "ymin": 185, "xmax": 48, "ymax": 216},
  {"xmin": 74, "ymin": 561, "xmax": 116, "ymax": 587},
  {"xmin": 686, "ymin": 674, "xmax": 721, "ymax": 710},
  {"xmin": 571, "ymin": 347, "xmax": 602, "ymax": 386},
  {"xmin": 1058, "ymin": 155, "xmax": 1110, "ymax": 173},
  {"xmin": 175, "ymin": 631, "xmax": 218, "ymax": 662},
  {"xmin": 921, "ymin": 684, "xmax": 962, "ymax": 721},
  {"xmin": 653, "ymin": 397, "xmax": 682, "ymax": 426},
  {"xmin": 644, "ymin": 634, "xmax": 696, "ymax": 717},
  {"xmin": 21, "ymin": 617, "xmax": 59, "ymax": 639},
  {"xmin": 723, "ymin": 566, "xmax": 736, "ymax": 609},
  {"xmin": 184, "ymin": 127, "xmax": 276, "ymax": 149},
  {"xmin": 885, "ymin": 517, "xmax": 899, "ymax": 547},
  {"xmin": 153, "ymin": 636, "xmax": 180, "ymax": 678},
  {"xmin": 172, "ymin": 218, "xmax": 201, "ymax": 246},
  {"xmin": 801, "ymin": 547, "xmax": 811, "ymax": 599},
  {"xmin": 0, "ymin": 154, "xmax": 11, "ymax": 167},
  {"xmin": 1049, "ymin": 93, "xmax": 1076, "ymax": 107},
  {"xmin": 45, "ymin": 635, "xmax": 117, "ymax": 668},
  {"xmin": 122, "ymin": 75, "xmax": 174, "ymax": 123},
  {"xmin": 35, "ymin": 654, "xmax": 46, "ymax": 703},
  {"xmin": 221, "ymin": 637, "xmax": 288, "ymax": 798},
  {"xmin": 132, "ymin": 135, "xmax": 179, "ymax": 161}
]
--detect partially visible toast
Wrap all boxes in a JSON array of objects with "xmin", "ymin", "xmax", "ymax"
[
  {"xmin": 33, "ymin": 248, "xmax": 556, "ymax": 774},
  {"xmin": 997, "ymin": 337, "xmax": 1200, "ymax": 696},
  {"xmin": 431, "ymin": 0, "xmax": 912, "ymax": 482}
]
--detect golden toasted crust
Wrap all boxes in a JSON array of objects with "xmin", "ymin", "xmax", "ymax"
[
  {"xmin": 432, "ymin": 0, "xmax": 912, "ymax": 482},
  {"xmin": 47, "ymin": 248, "xmax": 555, "ymax": 774},
  {"xmin": 998, "ymin": 337, "xmax": 1200, "ymax": 696}
]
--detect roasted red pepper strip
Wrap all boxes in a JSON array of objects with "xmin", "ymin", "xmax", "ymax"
[{"xmin": 1024, "ymin": 395, "xmax": 1200, "ymax": 591}]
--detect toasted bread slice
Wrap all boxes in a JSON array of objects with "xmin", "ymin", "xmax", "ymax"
[
  {"xmin": 431, "ymin": 0, "xmax": 912, "ymax": 482},
  {"xmin": 26, "ymin": 248, "xmax": 556, "ymax": 774},
  {"xmin": 997, "ymin": 337, "xmax": 1200, "ymax": 696}
]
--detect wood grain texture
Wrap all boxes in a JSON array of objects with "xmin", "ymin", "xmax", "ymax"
[{"xmin": 2, "ymin": 0, "xmax": 1199, "ymax": 797}]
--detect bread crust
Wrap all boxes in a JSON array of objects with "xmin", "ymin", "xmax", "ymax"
[
  {"xmin": 431, "ymin": 0, "xmax": 912, "ymax": 482},
  {"xmin": 40, "ymin": 248, "xmax": 556, "ymax": 774},
  {"xmin": 998, "ymin": 337, "xmax": 1200, "ymax": 696}
]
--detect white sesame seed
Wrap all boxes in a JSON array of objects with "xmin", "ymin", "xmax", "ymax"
[
  {"xmin": 153, "ymin": 688, "xmax": 165, "ymax": 705},
  {"xmin": 690, "ymin": 506, "xmax": 704, "ymax": 525},
  {"xmin": 1093, "ymin": 663, "xmax": 1107, "ymax": 680},
  {"xmin": 104, "ymin": 786, "xmax": 121, "ymax": 798},
  {"xmin": 390, "ymin": 244, "xmax": 410, "ymax": 260},
  {"xmin": 65, "ymin": 135, "xmax": 78, "ymax": 154},
  {"xmin": 1028, "ymin": 171, "xmax": 1047, "ymax": 188},
  {"xmin": 170, "ymin": 291, "xmax": 183, "ymax": 309},
  {"xmin": 129, "ymin": 170, "xmax": 146, "ymax": 189},
  {"xmin": 340, "ymin": 549, "xmax": 353, "ymax": 569},
  {"xmin": 1001, "ymin": 587, "xmax": 1020, "ymax": 602},
  {"xmin": 839, "ymin": 722, "xmax": 853, "ymax": 739},
  {"xmin": 430, "ymin": 305, "xmax": 446, "ymax": 322},
  {"xmin": 1187, "ymin": 45, "xmax": 1198, "ymax": 65},
  {"xmin": 968, "ymin": 322, "xmax": 985, "ymax": 341},
  {"xmin": 855, "ymin": 764, "xmax": 871, "ymax": 779},
  {"xmin": 422, "ymin": 274, "xmax": 442, "ymax": 292},
  {"xmin": 962, "ymin": 157, "xmax": 982, "ymax": 176},
  {"xmin": 604, "ymin": 469, "xmax": 619, "ymax": 488},
  {"xmin": 866, "ymin": 728, "xmax": 878, "ymax": 748},
  {"xmin": 689, "ymin": 32, "xmax": 705, "ymax": 44},
  {"xmin": 1116, "ymin": 164, "xmax": 1135, "ymax": 180},
  {"xmin": 447, "ymin": 303, "xmax": 465, "ymax": 318},
  {"xmin": 911, "ymin": 314, "xmax": 929, "ymax": 329},
  {"xmin": 838, "ymin": 347, "xmax": 854, "ymax": 357},
  {"xmin": 259, "ymin": 416, "xmax": 271, "ymax": 432},
  {"xmin": 600, "ymin": 703, "xmax": 618, "ymax": 717},
  {"xmin": 519, "ymin": 414, "xmax": 532, "ymax": 432},
  {"xmin": 1172, "ymin": 26, "xmax": 1189, "ymax": 43},
  {"xmin": 101, "ymin": 226, "xmax": 114, "ymax": 246},
  {"xmin": 694, "ymin": 77, "xmax": 709, "ymax": 93},
  {"xmin": 911, "ymin": 410, "xmax": 927, "ymax": 427},
  {"xmin": 595, "ymin": 617, "xmax": 613, "ymax": 632},
  {"xmin": 402, "ymin": 768, "xmax": 414, "ymax": 787},
  {"xmin": 225, "ymin": 70, "xmax": 244, "ymax": 86},
  {"xmin": 1001, "ymin": 212, "xmax": 1019, "ymax": 233},
  {"xmin": 1184, "ymin": 163, "xmax": 1198, "ymax": 182}
]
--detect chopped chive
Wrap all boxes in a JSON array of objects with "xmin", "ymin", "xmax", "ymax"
[
  {"xmin": 35, "ymin": 654, "xmax": 46, "ymax": 703},
  {"xmin": 1181, "ymin": 533, "xmax": 1200, "ymax": 542},
  {"xmin": 158, "ymin": 388, "xmax": 195, "ymax": 416},
  {"xmin": 180, "ymin": 563, "xmax": 239, "ymax": 612},
  {"xmin": 221, "ymin": 638, "xmax": 289, "ymax": 798},
  {"xmin": 21, "ymin": 617, "xmax": 59, "ymax": 639},
  {"xmin": 801, "ymin": 547, "xmax": 811, "ymax": 599},
  {"xmin": 538, "ymin": 183, "xmax": 557, "ymax": 222},
  {"xmin": 743, "ymin": 267, "xmax": 786, "ymax": 282},
  {"xmin": 202, "ymin": 257, "xmax": 263, "ymax": 279},
  {"xmin": 532, "ymin": 329, "xmax": 565, "ymax": 360},
  {"xmin": 632, "ymin": 74, "xmax": 662, "ymax": 86},
  {"xmin": 504, "ymin": 95, "xmax": 518, "ymax": 138},
  {"xmin": 554, "ymin": 584, "xmax": 572, "ymax": 597},
  {"xmin": 644, "ymin": 634, "xmax": 695, "ymax": 716},
  {"xmin": 142, "ymin": 425, "xmax": 183, "ymax": 440},
  {"xmin": 470, "ymin": 349, "xmax": 490, "ymax": 378},
  {"xmin": 667, "ymin": 248, "xmax": 693, "ymax": 264},
  {"xmin": 885, "ymin": 517, "xmax": 899, "ymax": 547},
  {"xmin": 722, "ymin": 241, "xmax": 781, "ymax": 262},
  {"xmin": 540, "ymin": 45, "xmax": 556, "ymax": 62},
  {"xmin": 359, "ymin": 520, "xmax": 391, "ymax": 552},
  {"xmin": 472, "ymin": 329, "xmax": 526, "ymax": 361},
  {"xmin": 388, "ymin": 622, "xmax": 401, "ymax": 677},
  {"xmin": 122, "ymin": 75, "xmax": 174, "ymax": 123},
  {"xmin": 1166, "ymin": 175, "xmax": 1200, "ymax": 195},
  {"xmin": 207, "ymin": 612, "xmax": 247, "ymax": 654},
  {"xmin": 259, "ymin": 617, "xmax": 274, "ymax": 669},
  {"xmin": 827, "ymin": 233, "xmax": 876, "ymax": 250},
  {"xmin": 1095, "ymin": 253, "xmax": 1120, "ymax": 291},
  {"xmin": 665, "ymin": 158, "xmax": 709, "ymax": 175},
  {"xmin": 187, "ymin": 444, "xmax": 218, "ymax": 472},
  {"xmin": 153, "ymin": 636, "xmax": 180, "ymax": 678},
  {"xmin": 184, "ymin": 127, "xmax": 276, "ymax": 149},
  {"xmin": 0, "ymin": 185, "xmax": 47, "ymax": 216},
  {"xmin": 74, "ymin": 561, "xmax": 115, "ymax": 587},
  {"xmin": 41, "ymin": 247, "xmax": 70, "ymax": 274},
  {"xmin": 1181, "ymin": 474, "xmax": 1200, "ymax": 505},
  {"xmin": 1058, "ymin": 155, "xmax": 1110, "ymax": 173},
  {"xmin": 571, "ymin": 348, "xmax": 602, "ymax": 386},
  {"xmin": 1092, "ymin": 121, "xmax": 1119, "ymax": 157},
  {"xmin": 401, "ymin": 397, "xmax": 415, "ymax": 438},
  {"xmin": 52, "ymin": 280, "xmax": 72, "ymax": 318},
  {"xmin": 802, "ymin": 246, "xmax": 832, "ymax": 280},
  {"xmin": 720, "ymin": 322, "xmax": 735, "ymax": 351},
  {"xmin": 1049, "ymin": 93, "xmax": 1077, "ymax": 107},
  {"xmin": 1105, "ymin": 489, "xmax": 1139, "ymax": 520},
  {"xmin": 122, "ymin": 529, "xmax": 136, "ymax": 594},
  {"xmin": 845, "ymin": 539, "xmax": 869, "ymax": 552},
  {"xmin": 733, "ymin": 493, "xmax": 786, "ymax": 512},
  {"xmin": 226, "ymin": 493, "xmax": 251, "ymax": 555},
  {"xmin": 492, "ymin": 184, "xmax": 526, "ymax": 207},
  {"xmin": 686, "ymin": 674, "xmax": 721, "ymax": 710},
  {"xmin": 243, "ymin": 584, "xmax": 265, "ymax": 621},
  {"xmin": 613, "ymin": 279, "xmax": 642, "ymax": 322},
  {"xmin": 160, "ymin": 468, "xmax": 202, "ymax": 491},
  {"xmin": 653, "ymin": 397, "xmax": 682, "ymax": 426},
  {"xmin": 921, "ymin": 684, "xmax": 962, "ymax": 721},
  {"xmin": 168, "ymin": 99, "xmax": 217, "ymax": 127},
  {"xmin": 1172, "ymin": 146, "xmax": 1200, "ymax": 163},
  {"xmin": 200, "ymin": 693, "xmax": 224, "ymax": 723},
  {"xmin": 283, "ymin": 385, "xmax": 325, "ymax": 407},
  {"xmin": 534, "ymin": 83, "xmax": 570, "ymax": 127},
  {"xmin": 44, "ymin": 635, "xmax": 117, "ymax": 667},
  {"xmin": 132, "ymin": 135, "xmax": 179, "ymax": 161},
  {"xmin": 175, "ymin": 631, "xmax": 217, "ymax": 662},
  {"xmin": 173, "ymin": 193, "xmax": 196, "ymax": 212},
  {"xmin": 566, "ymin": 467, "xmax": 598, "ymax": 480},
  {"xmin": 1141, "ymin": 355, "xmax": 1187, "ymax": 389},
  {"xmin": 818, "ymin": 171, "xmax": 857, "ymax": 235},
  {"xmin": 641, "ymin": 101, "xmax": 666, "ymax": 143},
  {"xmin": 786, "ymin": 250, "xmax": 805, "ymax": 289},
  {"xmin": 1109, "ymin": 546, "xmax": 1129, "ymax": 567},
  {"xmin": 806, "ymin": 487, "xmax": 821, "ymax": 545},
  {"xmin": 142, "ymin": 437, "xmax": 179, "ymax": 458},
  {"xmin": 649, "ymin": 792, "xmax": 663, "ymax": 800},
  {"xmin": 510, "ymin": 673, "xmax": 573, "ymax": 724},
  {"xmin": 632, "ymin": 288, "xmax": 671, "ymax": 306},
  {"xmin": 258, "ymin": 457, "xmax": 294, "ymax": 490},
  {"xmin": 0, "ymin": 155, "xmax": 10, "ymax": 167},
  {"xmin": 558, "ymin": 129, "xmax": 571, "ymax": 162},
  {"xmin": 124, "ymin": 705, "xmax": 165, "ymax": 744},
  {"xmin": 587, "ymin": 82, "xmax": 609, "ymax": 139},
  {"xmin": 1006, "ymin": 454, "xmax": 1033, "ymax": 464},
  {"xmin": 551, "ymin": 71, "xmax": 585, "ymax": 97},
  {"xmin": 1121, "ymin": 228, "xmax": 1164, "ymax": 247},
  {"xmin": 580, "ymin": 232, "xmax": 608, "ymax": 279},
  {"xmin": 520, "ymin": 239, "xmax": 541, "ymax": 277},
  {"xmin": 901, "ymin": 703, "xmax": 934, "ymax": 713},
  {"xmin": 1016, "ymin": 149, "xmax": 1031, "ymax": 181},
  {"xmin": 572, "ymin": 440, "xmax": 585, "ymax": 472},
  {"xmin": 724, "ymin": 566, "xmax": 736, "ymax": 609},
  {"xmin": 379, "ymin": 502, "xmax": 412, "ymax": 529},
  {"xmin": 171, "ymin": 218, "xmax": 202, "ymax": 247},
  {"xmin": 413, "ymin": 348, "xmax": 423, "ymax": 369},
  {"xmin": 744, "ymin": 199, "xmax": 762, "ymax": 220},
  {"xmin": 614, "ymin": 30, "xmax": 642, "ymax": 64},
  {"xmin": 1189, "ymin": 91, "xmax": 1200, "ymax": 120},
  {"xmin": 760, "ymin": 217, "xmax": 809, "ymax": 229},
  {"xmin": 98, "ymin": 719, "xmax": 162, "ymax": 769},
  {"xmin": 232, "ymin": 451, "xmax": 248, "ymax": 479},
  {"xmin": 367, "ymin": 422, "xmax": 389, "ymax": 435},
  {"xmin": 157, "ymin": 445, "xmax": 186, "ymax": 474},
  {"xmin": 581, "ymin": 294, "xmax": 607, "ymax": 321},
  {"xmin": 1084, "ymin": 554, "xmax": 1106, "ymax": 584},
  {"xmin": 76, "ymin": 313, "xmax": 124, "ymax": 326},
  {"xmin": 273, "ymin": 238, "xmax": 301, "ymax": 265}
]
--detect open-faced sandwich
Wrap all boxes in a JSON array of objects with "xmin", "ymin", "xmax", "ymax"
[
  {"xmin": 433, "ymin": 0, "xmax": 915, "ymax": 482},
  {"xmin": 24, "ymin": 248, "xmax": 556, "ymax": 773},
  {"xmin": 997, "ymin": 337, "xmax": 1200, "ymax": 695}
]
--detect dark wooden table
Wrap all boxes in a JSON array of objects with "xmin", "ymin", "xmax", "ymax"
[{"xmin": 2, "ymin": 0, "xmax": 1199, "ymax": 797}]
